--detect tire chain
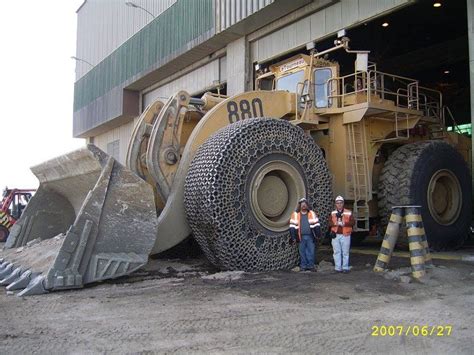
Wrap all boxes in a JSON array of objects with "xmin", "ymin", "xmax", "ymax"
[{"xmin": 184, "ymin": 118, "xmax": 332, "ymax": 271}]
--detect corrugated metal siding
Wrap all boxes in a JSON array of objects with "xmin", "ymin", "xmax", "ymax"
[
  {"xmin": 76, "ymin": 0, "xmax": 177, "ymax": 80},
  {"xmin": 251, "ymin": 0, "xmax": 411, "ymax": 62},
  {"xmin": 215, "ymin": 0, "xmax": 274, "ymax": 32},
  {"xmin": 74, "ymin": 0, "xmax": 214, "ymax": 113},
  {"xmin": 143, "ymin": 58, "xmax": 223, "ymax": 107}
]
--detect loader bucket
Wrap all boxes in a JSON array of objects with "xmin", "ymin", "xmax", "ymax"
[{"xmin": 0, "ymin": 145, "xmax": 158, "ymax": 295}]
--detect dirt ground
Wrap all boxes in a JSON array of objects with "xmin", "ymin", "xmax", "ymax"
[{"xmin": 1, "ymin": 249, "xmax": 473, "ymax": 354}]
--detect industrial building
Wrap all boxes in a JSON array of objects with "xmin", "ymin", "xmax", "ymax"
[{"xmin": 73, "ymin": 0, "xmax": 474, "ymax": 170}]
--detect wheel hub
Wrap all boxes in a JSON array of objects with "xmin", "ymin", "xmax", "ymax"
[
  {"xmin": 427, "ymin": 169, "xmax": 461, "ymax": 225},
  {"xmin": 257, "ymin": 175, "xmax": 288, "ymax": 217},
  {"xmin": 250, "ymin": 160, "xmax": 305, "ymax": 232}
]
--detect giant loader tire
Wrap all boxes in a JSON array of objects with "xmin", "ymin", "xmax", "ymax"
[
  {"xmin": 184, "ymin": 118, "xmax": 332, "ymax": 270},
  {"xmin": 378, "ymin": 141, "xmax": 471, "ymax": 250}
]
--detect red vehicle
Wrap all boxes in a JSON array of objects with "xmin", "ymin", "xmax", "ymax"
[{"xmin": 0, "ymin": 188, "xmax": 35, "ymax": 242}]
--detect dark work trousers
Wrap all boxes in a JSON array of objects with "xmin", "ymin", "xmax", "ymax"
[{"xmin": 299, "ymin": 234, "xmax": 315, "ymax": 270}]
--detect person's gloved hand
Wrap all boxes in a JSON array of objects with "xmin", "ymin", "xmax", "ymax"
[{"xmin": 289, "ymin": 237, "xmax": 296, "ymax": 245}]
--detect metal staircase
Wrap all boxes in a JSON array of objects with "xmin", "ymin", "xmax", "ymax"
[{"xmin": 346, "ymin": 121, "xmax": 371, "ymax": 231}]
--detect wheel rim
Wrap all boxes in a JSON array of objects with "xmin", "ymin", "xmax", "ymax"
[
  {"xmin": 427, "ymin": 169, "xmax": 462, "ymax": 225},
  {"xmin": 249, "ymin": 160, "xmax": 305, "ymax": 232}
]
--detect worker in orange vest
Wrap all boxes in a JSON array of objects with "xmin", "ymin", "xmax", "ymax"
[
  {"xmin": 289, "ymin": 198, "xmax": 322, "ymax": 272},
  {"xmin": 328, "ymin": 196, "xmax": 355, "ymax": 273}
]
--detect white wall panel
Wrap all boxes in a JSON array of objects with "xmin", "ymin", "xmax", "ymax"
[
  {"xmin": 324, "ymin": 2, "xmax": 342, "ymax": 35},
  {"xmin": 341, "ymin": 0, "xmax": 359, "ymax": 26},
  {"xmin": 143, "ymin": 59, "xmax": 223, "ymax": 107},
  {"xmin": 251, "ymin": 0, "xmax": 411, "ymax": 63},
  {"xmin": 94, "ymin": 119, "xmax": 138, "ymax": 164},
  {"xmin": 227, "ymin": 38, "xmax": 247, "ymax": 95},
  {"xmin": 75, "ymin": 0, "xmax": 177, "ymax": 80},
  {"xmin": 310, "ymin": 9, "xmax": 326, "ymax": 41}
]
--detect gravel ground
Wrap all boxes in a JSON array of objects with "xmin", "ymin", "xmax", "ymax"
[{"xmin": 0, "ymin": 250, "xmax": 473, "ymax": 354}]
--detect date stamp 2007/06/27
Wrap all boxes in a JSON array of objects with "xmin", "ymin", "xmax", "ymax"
[{"xmin": 371, "ymin": 325, "xmax": 452, "ymax": 337}]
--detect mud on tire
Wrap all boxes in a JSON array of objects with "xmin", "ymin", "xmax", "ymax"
[
  {"xmin": 184, "ymin": 118, "xmax": 332, "ymax": 270},
  {"xmin": 378, "ymin": 141, "xmax": 471, "ymax": 250}
]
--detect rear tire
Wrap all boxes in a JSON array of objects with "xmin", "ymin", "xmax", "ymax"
[
  {"xmin": 184, "ymin": 118, "xmax": 333, "ymax": 270},
  {"xmin": 378, "ymin": 141, "xmax": 471, "ymax": 250},
  {"xmin": 0, "ymin": 225, "xmax": 9, "ymax": 242}
]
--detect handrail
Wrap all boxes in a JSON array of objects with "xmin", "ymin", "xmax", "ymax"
[
  {"xmin": 367, "ymin": 69, "xmax": 417, "ymax": 84},
  {"xmin": 327, "ymin": 69, "xmax": 421, "ymax": 111},
  {"xmin": 443, "ymin": 106, "xmax": 463, "ymax": 134},
  {"xmin": 327, "ymin": 72, "xmax": 368, "ymax": 107}
]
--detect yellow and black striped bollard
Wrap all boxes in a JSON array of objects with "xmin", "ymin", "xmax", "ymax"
[
  {"xmin": 406, "ymin": 206, "xmax": 428, "ymax": 278},
  {"xmin": 374, "ymin": 207, "xmax": 403, "ymax": 272}
]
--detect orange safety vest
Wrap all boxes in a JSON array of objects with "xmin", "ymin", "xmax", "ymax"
[
  {"xmin": 290, "ymin": 210, "xmax": 319, "ymax": 241},
  {"xmin": 330, "ymin": 209, "xmax": 353, "ymax": 237}
]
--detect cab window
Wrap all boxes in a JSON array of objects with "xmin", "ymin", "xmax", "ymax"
[
  {"xmin": 257, "ymin": 76, "xmax": 274, "ymax": 91},
  {"xmin": 275, "ymin": 70, "xmax": 305, "ymax": 93},
  {"xmin": 314, "ymin": 68, "xmax": 332, "ymax": 108}
]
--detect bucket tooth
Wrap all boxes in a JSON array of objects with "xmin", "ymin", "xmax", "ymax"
[
  {"xmin": 6, "ymin": 270, "xmax": 36, "ymax": 291},
  {"xmin": 0, "ymin": 263, "xmax": 14, "ymax": 279},
  {"xmin": 0, "ymin": 267, "xmax": 23, "ymax": 285},
  {"xmin": 17, "ymin": 275, "xmax": 48, "ymax": 297}
]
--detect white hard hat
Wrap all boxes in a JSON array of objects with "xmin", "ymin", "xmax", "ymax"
[{"xmin": 335, "ymin": 195, "xmax": 344, "ymax": 202}]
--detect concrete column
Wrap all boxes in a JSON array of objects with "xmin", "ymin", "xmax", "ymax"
[
  {"xmin": 468, "ymin": 0, "xmax": 474, "ymax": 189},
  {"xmin": 226, "ymin": 37, "xmax": 250, "ymax": 96}
]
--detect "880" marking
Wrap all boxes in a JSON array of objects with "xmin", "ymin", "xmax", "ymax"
[{"xmin": 227, "ymin": 98, "xmax": 264, "ymax": 123}]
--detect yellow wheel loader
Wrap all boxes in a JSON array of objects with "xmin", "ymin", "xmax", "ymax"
[{"xmin": 0, "ymin": 36, "xmax": 471, "ymax": 295}]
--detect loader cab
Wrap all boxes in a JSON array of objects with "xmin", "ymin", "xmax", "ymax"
[
  {"xmin": 313, "ymin": 66, "xmax": 337, "ymax": 109},
  {"xmin": 256, "ymin": 54, "xmax": 339, "ymax": 115},
  {"xmin": 255, "ymin": 70, "xmax": 275, "ymax": 91}
]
